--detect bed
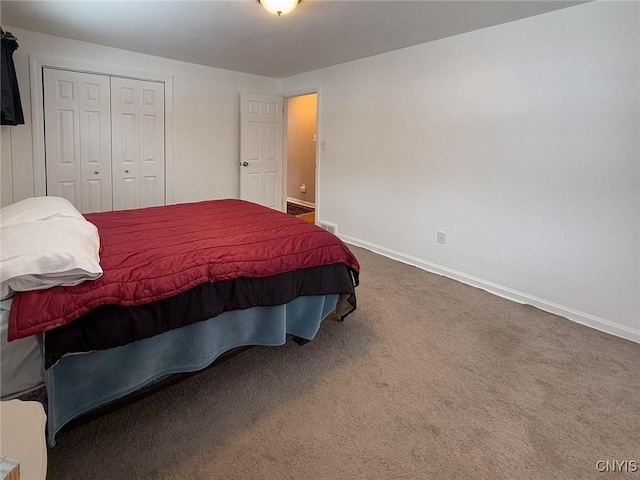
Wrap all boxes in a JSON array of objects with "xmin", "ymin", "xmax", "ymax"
[{"xmin": 1, "ymin": 197, "xmax": 359, "ymax": 446}]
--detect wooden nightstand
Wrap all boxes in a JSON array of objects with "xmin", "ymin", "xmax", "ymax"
[{"xmin": 0, "ymin": 400, "xmax": 47, "ymax": 480}]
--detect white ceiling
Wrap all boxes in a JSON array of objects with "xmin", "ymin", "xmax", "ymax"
[{"xmin": 2, "ymin": 0, "xmax": 586, "ymax": 79}]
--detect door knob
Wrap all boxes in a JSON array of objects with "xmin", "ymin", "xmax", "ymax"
[
  {"xmin": 241, "ymin": 161, "xmax": 249, "ymax": 167},
  {"xmin": 125, "ymin": 169, "xmax": 129, "ymax": 173},
  {"xmin": 94, "ymin": 171, "xmax": 99, "ymax": 175}
]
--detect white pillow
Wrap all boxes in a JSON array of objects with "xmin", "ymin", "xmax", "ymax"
[
  {"xmin": 0, "ymin": 196, "xmax": 84, "ymax": 228},
  {"xmin": 0, "ymin": 218, "xmax": 103, "ymax": 300}
]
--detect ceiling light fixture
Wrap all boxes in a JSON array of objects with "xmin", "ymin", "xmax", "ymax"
[{"xmin": 259, "ymin": 0, "xmax": 300, "ymax": 16}]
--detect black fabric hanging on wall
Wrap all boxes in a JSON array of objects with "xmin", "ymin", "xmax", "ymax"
[{"xmin": 1, "ymin": 29, "xmax": 25, "ymax": 126}]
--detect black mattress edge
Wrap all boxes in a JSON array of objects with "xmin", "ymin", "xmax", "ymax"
[{"xmin": 44, "ymin": 263, "xmax": 358, "ymax": 368}]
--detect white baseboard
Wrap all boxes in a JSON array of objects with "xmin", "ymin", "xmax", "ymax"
[
  {"xmin": 340, "ymin": 234, "xmax": 640, "ymax": 344},
  {"xmin": 287, "ymin": 197, "xmax": 315, "ymax": 208}
]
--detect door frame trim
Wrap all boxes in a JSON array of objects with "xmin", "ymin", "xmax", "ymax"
[
  {"xmin": 281, "ymin": 87, "xmax": 321, "ymax": 223},
  {"xmin": 29, "ymin": 54, "xmax": 175, "ymax": 204}
]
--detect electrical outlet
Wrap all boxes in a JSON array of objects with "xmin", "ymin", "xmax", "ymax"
[
  {"xmin": 320, "ymin": 222, "xmax": 336, "ymax": 234},
  {"xmin": 437, "ymin": 231, "xmax": 446, "ymax": 244}
]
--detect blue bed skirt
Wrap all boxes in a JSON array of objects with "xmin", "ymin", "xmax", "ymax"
[{"xmin": 43, "ymin": 294, "xmax": 338, "ymax": 446}]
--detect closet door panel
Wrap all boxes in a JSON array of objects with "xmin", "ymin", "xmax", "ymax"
[
  {"xmin": 44, "ymin": 69, "xmax": 112, "ymax": 213},
  {"xmin": 111, "ymin": 79, "xmax": 138, "ymax": 210},
  {"xmin": 44, "ymin": 69, "xmax": 82, "ymax": 208},
  {"xmin": 112, "ymin": 78, "xmax": 164, "ymax": 210},
  {"xmin": 78, "ymin": 75, "xmax": 112, "ymax": 213},
  {"xmin": 139, "ymin": 82, "xmax": 164, "ymax": 208}
]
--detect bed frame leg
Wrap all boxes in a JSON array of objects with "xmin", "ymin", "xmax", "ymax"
[{"xmin": 292, "ymin": 336, "xmax": 310, "ymax": 346}]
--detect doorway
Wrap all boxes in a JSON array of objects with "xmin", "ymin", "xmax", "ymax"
[{"xmin": 285, "ymin": 93, "xmax": 317, "ymax": 223}]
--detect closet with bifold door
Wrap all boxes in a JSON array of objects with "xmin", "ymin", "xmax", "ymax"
[{"xmin": 43, "ymin": 68, "xmax": 165, "ymax": 214}]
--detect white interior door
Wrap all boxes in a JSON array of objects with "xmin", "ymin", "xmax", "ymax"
[
  {"xmin": 240, "ymin": 93, "xmax": 283, "ymax": 210},
  {"xmin": 111, "ymin": 77, "xmax": 165, "ymax": 210},
  {"xmin": 44, "ymin": 68, "xmax": 112, "ymax": 213}
]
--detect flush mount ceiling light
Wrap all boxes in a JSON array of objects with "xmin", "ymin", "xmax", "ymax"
[{"xmin": 259, "ymin": 0, "xmax": 300, "ymax": 16}]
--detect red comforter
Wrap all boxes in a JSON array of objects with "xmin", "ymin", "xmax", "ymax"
[{"xmin": 9, "ymin": 199, "xmax": 359, "ymax": 340}]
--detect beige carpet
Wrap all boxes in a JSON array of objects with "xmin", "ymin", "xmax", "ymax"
[{"xmin": 47, "ymin": 246, "xmax": 639, "ymax": 480}]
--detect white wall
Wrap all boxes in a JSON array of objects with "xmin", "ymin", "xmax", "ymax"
[
  {"xmin": 0, "ymin": 127, "xmax": 12, "ymax": 206},
  {"xmin": 281, "ymin": 2, "xmax": 640, "ymax": 341},
  {"xmin": 1, "ymin": 27, "xmax": 278, "ymax": 206}
]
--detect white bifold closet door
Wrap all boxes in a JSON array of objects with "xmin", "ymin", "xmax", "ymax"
[
  {"xmin": 43, "ymin": 68, "xmax": 112, "ymax": 213},
  {"xmin": 110, "ymin": 77, "xmax": 165, "ymax": 210},
  {"xmin": 43, "ymin": 69, "xmax": 165, "ymax": 213}
]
